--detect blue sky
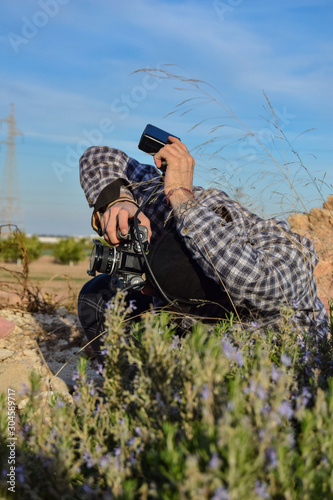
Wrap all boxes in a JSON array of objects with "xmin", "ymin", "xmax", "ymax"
[{"xmin": 0, "ymin": 0, "xmax": 332, "ymax": 236}]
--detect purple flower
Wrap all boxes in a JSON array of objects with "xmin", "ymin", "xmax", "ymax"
[
  {"xmin": 209, "ymin": 452, "xmax": 220, "ymax": 469},
  {"xmin": 156, "ymin": 392, "xmax": 165, "ymax": 407},
  {"xmin": 100, "ymin": 454, "xmax": 111, "ymax": 468},
  {"xmin": 94, "ymin": 405, "xmax": 101, "ymax": 415},
  {"xmin": 222, "ymin": 339, "xmax": 244, "ymax": 366},
  {"xmin": 244, "ymin": 380, "xmax": 256, "ymax": 395},
  {"xmin": 270, "ymin": 366, "xmax": 281, "ymax": 382},
  {"xmin": 302, "ymin": 350, "xmax": 310, "ymax": 363},
  {"xmin": 227, "ymin": 401, "xmax": 234, "ymax": 411},
  {"xmin": 83, "ymin": 484, "xmax": 95, "ymax": 494},
  {"xmin": 56, "ymin": 397, "xmax": 65, "ymax": 408},
  {"xmin": 129, "ymin": 452, "xmax": 136, "ymax": 466},
  {"xmin": 212, "ymin": 485, "xmax": 229, "ymax": 500},
  {"xmin": 90, "ymin": 387, "xmax": 96, "ymax": 396},
  {"xmin": 254, "ymin": 481, "xmax": 270, "ymax": 499},
  {"xmin": 278, "ymin": 401, "xmax": 294, "ymax": 419},
  {"xmin": 73, "ymin": 391, "xmax": 81, "ymax": 402},
  {"xmin": 128, "ymin": 299, "xmax": 137, "ymax": 311},
  {"xmin": 201, "ymin": 384, "xmax": 211, "ymax": 401},
  {"xmin": 265, "ymin": 447, "xmax": 278, "ymax": 469},
  {"xmin": 16, "ymin": 465, "xmax": 25, "ymax": 483},
  {"xmin": 127, "ymin": 437, "xmax": 136, "ymax": 447},
  {"xmin": 250, "ymin": 321, "xmax": 259, "ymax": 328},
  {"xmin": 20, "ymin": 383, "xmax": 29, "ymax": 396},
  {"xmin": 260, "ymin": 404, "xmax": 271, "ymax": 416},
  {"xmin": 296, "ymin": 387, "xmax": 311, "ymax": 411},
  {"xmin": 83, "ymin": 450, "xmax": 95, "ymax": 468},
  {"xmin": 72, "ymin": 369, "xmax": 80, "ymax": 381},
  {"xmin": 256, "ymin": 384, "xmax": 267, "ymax": 400},
  {"xmin": 244, "ymin": 381, "xmax": 267, "ymax": 400},
  {"xmin": 171, "ymin": 335, "xmax": 181, "ymax": 349},
  {"xmin": 135, "ymin": 426, "xmax": 142, "ymax": 435},
  {"xmin": 50, "ymin": 428, "xmax": 58, "ymax": 439},
  {"xmin": 301, "ymin": 387, "xmax": 311, "ymax": 406},
  {"xmin": 281, "ymin": 353, "xmax": 291, "ymax": 367},
  {"xmin": 114, "ymin": 447, "xmax": 121, "ymax": 457},
  {"xmin": 96, "ymin": 363, "xmax": 104, "ymax": 375},
  {"xmin": 173, "ymin": 391, "xmax": 182, "ymax": 404}
]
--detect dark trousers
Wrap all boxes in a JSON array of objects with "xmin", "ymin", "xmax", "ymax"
[{"xmin": 77, "ymin": 274, "xmax": 153, "ymax": 363}]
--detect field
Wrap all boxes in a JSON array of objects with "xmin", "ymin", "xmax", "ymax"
[{"xmin": 0, "ymin": 255, "xmax": 91, "ymax": 309}]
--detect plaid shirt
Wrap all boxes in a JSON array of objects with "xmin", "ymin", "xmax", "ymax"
[{"xmin": 80, "ymin": 146, "xmax": 329, "ymax": 340}]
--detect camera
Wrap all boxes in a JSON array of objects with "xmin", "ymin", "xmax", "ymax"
[
  {"xmin": 87, "ymin": 124, "xmax": 180, "ymax": 292},
  {"xmin": 87, "ymin": 224, "xmax": 149, "ymax": 291}
]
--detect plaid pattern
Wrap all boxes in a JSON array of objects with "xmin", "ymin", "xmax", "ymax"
[{"xmin": 79, "ymin": 146, "xmax": 329, "ymax": 340}]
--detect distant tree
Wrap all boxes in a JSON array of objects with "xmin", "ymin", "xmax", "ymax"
[
  {"xmin": 53, "ymin": 237, "xmax": 86, "ymax": 265},
  {"xmin": 24, "ymin": 235, "xmax": 43, "ymax": 263},
  {"xmin": 0, "ymin": 233, "xmax": 42, "ymax": 263}
]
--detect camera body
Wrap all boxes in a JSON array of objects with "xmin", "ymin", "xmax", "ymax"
[{"xmin": 87, "ymin": 224, "xmax": 149, "ymax": 291}]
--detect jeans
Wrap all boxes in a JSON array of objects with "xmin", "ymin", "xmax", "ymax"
[{"xmin": 77, "ymin": 274, "xmax": 153, "ymax": 363}]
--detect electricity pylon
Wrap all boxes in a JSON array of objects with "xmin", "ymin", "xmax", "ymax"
[{"xmin": 0, "ymin": 103, "xmax": 23, "ymax": 231}]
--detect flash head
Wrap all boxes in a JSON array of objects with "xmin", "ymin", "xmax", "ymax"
[{"xmin": 138, "ymin": 124, "xmax": 180, "ymax": 155}]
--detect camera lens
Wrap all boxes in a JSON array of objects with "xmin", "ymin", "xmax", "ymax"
[{"xmin": 88, "ymin": 241, "xmax": 118, "ymax": 276}]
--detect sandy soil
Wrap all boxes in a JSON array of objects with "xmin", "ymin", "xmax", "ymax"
[{"xmin": 0, "ymin": 255, "xmax": 91, "ymax": 309}]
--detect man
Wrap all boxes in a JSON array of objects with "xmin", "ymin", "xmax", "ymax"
[{"xmin": 78, "ymin": 137, "xmax": 329, "ymax": 360}]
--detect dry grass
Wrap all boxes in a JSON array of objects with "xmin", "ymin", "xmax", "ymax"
[{"xmin": 0, "ymin": 255, "xmax": 90, "ymax": 311}]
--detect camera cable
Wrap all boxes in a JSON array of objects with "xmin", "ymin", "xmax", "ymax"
[{"xmin": 132, "ymin": 180, "xmax": 184, "ymax": 311}]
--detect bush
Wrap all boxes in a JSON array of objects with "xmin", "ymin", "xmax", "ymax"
[
  {"xmin": 0, "ymin": 233, "xmax": 42, "ymax": 263},
  {"xmin": 53, "ymin": 237, "xmax": 86, "ymax": 264},
  {"xmin": 1, "ymin": 295, "xmax": 332, "ymax": 499}
]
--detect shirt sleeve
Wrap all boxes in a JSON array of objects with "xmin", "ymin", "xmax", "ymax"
[
  {"xmin": 79, "ymin": 145, "xmax": 170, "ymax": 239},
  {"xmin": 173, "ymin": 188, "xmax": 320, "ymax": 315}
]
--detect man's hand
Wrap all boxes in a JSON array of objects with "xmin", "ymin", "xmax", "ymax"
[
  {"xmin": 100, "ymin": 200, "xmax": 152, "ymax": 246},
  {"xmin": 154, "ymin": 136, "xmax": 195, "ymax": 208}
]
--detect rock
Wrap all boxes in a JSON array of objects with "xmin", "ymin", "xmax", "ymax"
[
  {"xmin": 0, "ymin": 349, "xmax": 14, "ymax": 361},
  {"xmin": 309, "ymin": 207, "xmax": 333, "ymax": 225},
  {"xmin": 57, "ymin": 339, "xmax": 69, "ymax": 349},
  {"xmin": 0, "ymin": 361, "xmax": 44, "ymax": 394},
  {"xmin": 56, "ymin": 307, "xmax": 68, "ymax": 317},
  {"xmin": 288, "ymin": 213, "xmax": 309, "ymax": 231},
  {"xmin": 49, "ymin": 376, "xmax": 71, "ymax": 396},
  {"xmin": 323, "ymin": 195, "xmax": 333, "ymax": 211},
  {"xmin": 0, "ymin": 317, "xmax": 15, "ymax": 339},
  {"xmin": 288, "ymin": 196, "xmax": 333, "ymax": 314}
]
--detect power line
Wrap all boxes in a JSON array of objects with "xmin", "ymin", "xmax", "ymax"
[{"xmin": 0, "ymin": 103, "xmax": 23, "ymax": 230}]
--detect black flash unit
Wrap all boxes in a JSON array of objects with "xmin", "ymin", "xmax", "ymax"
[{"xmin": 138, "ymin": 124, "xmax": 180, "ymax": 156}]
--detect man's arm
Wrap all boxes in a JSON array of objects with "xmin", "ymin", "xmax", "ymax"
[
  {"xmin": 79, "ymin": 145, "xmax": 166, "ymax": 243},
  {"xmin": 154, "ymin": 139, "xmax": 325, "ymax": 327}
]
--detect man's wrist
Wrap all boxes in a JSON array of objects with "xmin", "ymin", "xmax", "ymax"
[
  {"xmin": 101, "ymin": 196, "xmax": 138, "ymax": 215},
  {"xmin": 166, "ymin": 187, "xmax": 195, "ymax": 207}
]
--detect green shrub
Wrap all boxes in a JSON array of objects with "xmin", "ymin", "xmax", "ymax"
[
  {"xmin": 0, "ymin": 296, "xmax": 332, "ymax": 499},
  {"xmin": 0, "ymin": 233, "xmax": 42, "ymax": 263},
  {"xmin": 53, "ymin": 237, "xmax": 86, "ymax": 264}
]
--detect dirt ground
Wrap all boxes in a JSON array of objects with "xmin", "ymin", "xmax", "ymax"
[{"xmin": 0, "ymin": 255, "xmax": 91, "ymax": 309}]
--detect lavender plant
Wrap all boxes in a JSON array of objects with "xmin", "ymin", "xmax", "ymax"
[{"xmin": 1, "ymin": 294, "xmax": 332, "ymax": 499}]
